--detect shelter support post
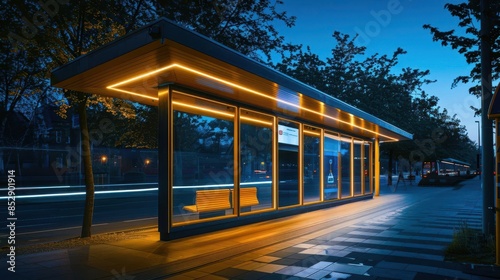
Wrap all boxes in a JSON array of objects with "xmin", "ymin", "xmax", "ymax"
[
  {"xmin": 158, "ymin": 86, "xmax": 171, "ymax": 240},
  {"xmin": 375, "ymin": 138, "xmax": 380, "ymax": 196}
]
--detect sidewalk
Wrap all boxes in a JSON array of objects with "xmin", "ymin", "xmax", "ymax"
[{"xmin": 2, "ymin": 178, "xmax": 499, "ymax": 279}]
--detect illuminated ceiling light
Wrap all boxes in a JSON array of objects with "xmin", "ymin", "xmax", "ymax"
[
  {"xmin": 304, "ymin": 130, "xmax": 320, "ymax": 136},
  {"xmin": 109, "ymin": 64, "xmax": 177, "ymax": 88},
  {"xmin": 106, "ymin": 87, "xmax": 160, "ymax": 101},
  {"xmin": 339, "ymin": 136, "xmax": 353, "ymax": 143},
  {"xmin": 324, "ymin": 133, "xmax": 340, "ymax": 140},
  {"xmin": 106, "ymin": 65, "xmax": 179, "ymax": 101},
  {"xmin": 349, "ymin": 113, "xmax": 355, "ymax": 126},
  {"xmin": 240, "ymin": 116, "xmax": 273, "ymax": 126},
  {"xmin": 107, "ymin": 63, "xmax": 399, "ymax": 141},
  {"xmin": 172, "ymin": 101, "xmax": 234, "ymax": 118}
]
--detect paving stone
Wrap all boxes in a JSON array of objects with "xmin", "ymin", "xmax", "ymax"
[{"xmin": 8, "ymin": 180, "xmax": 488, "ymax": 280}]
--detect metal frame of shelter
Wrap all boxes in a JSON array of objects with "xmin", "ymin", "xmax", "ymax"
[{"xmin": 51, "ymin": 18, "xmax": 413, "ymax": 240}]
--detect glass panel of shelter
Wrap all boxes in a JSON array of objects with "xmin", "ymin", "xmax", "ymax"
[
  {"xmin": 353, "ymin": 139, "xmax": 363, "ymax": 196},
  {"xmin": 340, "ymin": 136, "xmax": 353, "ymax": 198},
  {"xmin": 239, "ymin": 109, "xmax": 274, "ymax": 213},
  {"xmin": 277, "ymin": 119, "xmax": 301, "ymax": 208},
  {"xmin": 171, "ymin": 92, "xmax": 236, "ymax": 223},
  {"xmin": 303, "ymin": 125, "xmax": 321, "ymax": 204},
  {"xmin": 364, "ymin": 142, "xmax": 372, "ymax": 194},
  {"xmin": 170, "ymin": 90, "xmax": 374, "ymax": 225},
  {"xmin": 323, "ymin": 133, "xmax": 340, "ymax": 200}
]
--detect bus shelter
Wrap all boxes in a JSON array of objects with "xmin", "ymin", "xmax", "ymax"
[{"xmin": 51, "ymin": 18, "xmax": 412, "ymax": 240}]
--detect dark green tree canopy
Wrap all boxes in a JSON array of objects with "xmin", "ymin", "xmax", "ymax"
[
  {"xmin": 157, "ymin": 0, "xmax": 296, "ymax": 62},
  {"xmin": 2, "ymin": 0, "xmax": 478, "ymax": 166},
  {"xmin": 423, "ymin": 0, "xmax": 500, "ymax": 101},
  {"xmin": 273, "ymin": 31, "xmax": 476, "ymax": 164}
]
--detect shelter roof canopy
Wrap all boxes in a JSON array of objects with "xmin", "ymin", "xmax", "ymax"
[{"xmin": 51, "ymin": 18, "xmax": 412, "ymax": 142}]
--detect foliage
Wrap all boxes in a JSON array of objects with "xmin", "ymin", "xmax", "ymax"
[
  {"xmin": 113, "ymin": 106, "xmax": 159, "ymax": 149},
  {"xmin": 273, "ymin": 31, "xmax": 477, "ymax": 164},
  {"xmin": 157, "ymin": 0, "xmax": 296, "ymax": 62},
  {"xmin": 445, "ymin": 220, "xmax": 495, "ymax": 264},
  {"xmin": 423, "ymin": 0, "xmax": 500, "ymax": 113},
  {"xmin": 3, "ymin": 0, "xmax": 162, "ymax": 238},
  {"xmin": 2, "ymin": 0, "xmax": 159, "ymax": 148},
  {"xmin": 2, "ymin": 0, "xmax": 297, "ymax": 237},
  {"xmin": 0, "ymin": 8, "xmax": 50, "ymax": 149},
  {"xmin": 105, "ymin": 0, "xmax": 295, "ymax": 148}
]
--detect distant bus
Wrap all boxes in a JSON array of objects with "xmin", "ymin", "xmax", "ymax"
[{"xmin": 422, "ymin": 158, "xmax": 471, "ymax": 177}]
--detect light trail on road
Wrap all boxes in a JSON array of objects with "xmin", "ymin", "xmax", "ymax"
[{"xmin": 0, "ymin": 187, "xmax": 158, "ymax": 200}]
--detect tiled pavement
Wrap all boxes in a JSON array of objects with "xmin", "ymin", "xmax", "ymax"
[
  {"xmin": 166, "ymin": 179, "xmax": 497, "ymax": 280},
  {"xmin": 3, "ymin": 178, "xmax": 499, "ymax": 279}
]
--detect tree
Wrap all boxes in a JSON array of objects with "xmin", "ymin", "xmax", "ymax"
[
  {"xmin": 274, "ymin": 44, "xmax": 327, "ymax": 91},
  {"xmin": 5, "ymin": 0, "xmax": 158, "ymax": 237},
  {"xmin": 5, "ymin": 0, "xmax": 296, "ymax": 238},
  {"xmin": 423, "ymin": 0, "xmax": 500, "ymax": 111},
  {"xmin": 324, "ymin": 32, "xmax": 367, "ymax": 104},
  {"xmin": 114, "ymin": 105, "xmax": 159, "ymax": 149},
  {"xmin": 0, "ymin": 6, "xmax": 51, "ymax": 173},
  {"xmin": 157, "ymin": 0, "xmax": 296, "ymax": 62},
  {"xmin": 274, "ymin": 31, "xmax": 477, "ymax": 171},
  {"xmin": 423, "ymin": 0, "xmax": 500, "ymax": 238}
]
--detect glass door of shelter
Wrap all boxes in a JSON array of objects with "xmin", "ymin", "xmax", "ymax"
[{"xmin": 278, "ymin": 120, "xmax": 300, "ymax": 207}]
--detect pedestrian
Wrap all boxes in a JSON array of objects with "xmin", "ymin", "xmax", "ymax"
[{"xmin": 396, "ymin": 171, "xmax": 406, "ymax": 188}]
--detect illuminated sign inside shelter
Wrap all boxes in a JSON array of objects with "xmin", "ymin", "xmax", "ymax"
[{"xmin": 278, "ymin": 124, "xmax": 299, "ymax": 146}]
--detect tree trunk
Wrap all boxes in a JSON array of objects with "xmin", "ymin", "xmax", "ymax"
[{"xmin": 78, "ymin": 99, "xmax": 95, "ymax": 238}]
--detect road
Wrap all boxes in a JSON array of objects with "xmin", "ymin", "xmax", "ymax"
[
  {"xmin": 0, "ymin": 176, "xmax": 403, "ymax": 247},
  {"xmin": 0, "ymin": 190, "xmax": 158, "ymax": 246}
]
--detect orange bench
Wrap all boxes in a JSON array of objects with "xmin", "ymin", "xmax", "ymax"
[
  {"xmin": 183, "ymin": 189, "xmax": 231, "ymax": 213},
  {"xmin": 239, "ymin": 187, "xmax": 259, "ymax": 208},
  {"xmin": 183, "ymin": 187, "xmax": 259, "ymax": 213}
]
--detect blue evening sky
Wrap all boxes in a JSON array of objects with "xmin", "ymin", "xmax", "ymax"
[{"xmin": 275, "ymin": 0, "xmax": 480, "ymax": 143}]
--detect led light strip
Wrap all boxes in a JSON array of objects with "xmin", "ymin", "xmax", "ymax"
[
  {"xmin": 172, "ymin": 101, "xmax": 234, "ymax": 118},
  {"xmin": 240, "ymin": 116, "xmax": 273, "ymax": 126},
  {"xmin": 0, "ymin": 188, "xmax": 158, "ymax": 200},
  {"xmin": 303, "ymin": 130, "xmax": 320, "ymax": 136},
  {"xmin": 107, "ymin": 63, "xmax": 399, "ymax": 141}
]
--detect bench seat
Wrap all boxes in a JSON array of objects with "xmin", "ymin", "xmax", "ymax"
[
  {"xmin": 239, "ymin": 187, "xmax": 259, "ymax": 207},
  {"xmin": 183, "ymin": 189, "xmax": 231, "ymax": 213},
  {"xmin": 183, "ymin": 187, "xmax": 260, "ymax": 214}
]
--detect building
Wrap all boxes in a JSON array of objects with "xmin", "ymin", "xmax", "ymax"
[{"xmin": 51, "ymin": 18, "xmax": 412, "ymax": 240}]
